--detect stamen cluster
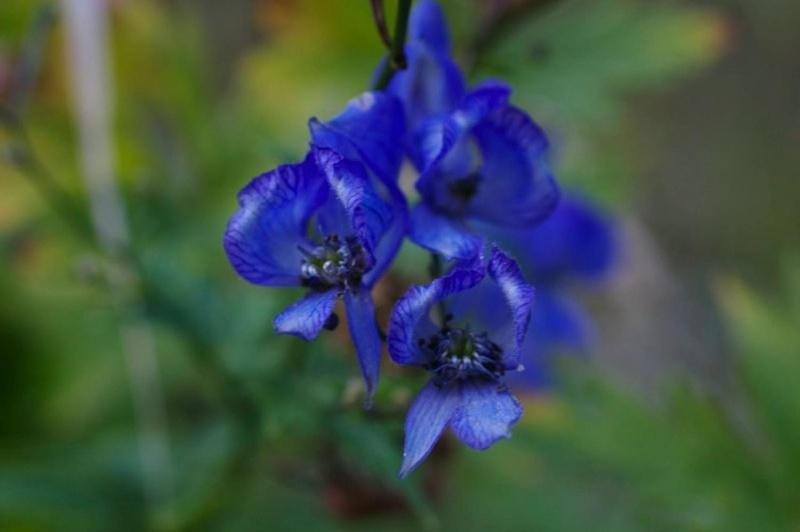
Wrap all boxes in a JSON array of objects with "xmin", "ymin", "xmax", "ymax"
[
  {"xmin": 300, "ymin": 234, "xmax": 370, "ymax": 292},
  {"xmin": 420, "ymin": 322, "xmax": 504, "ymax": 386}
]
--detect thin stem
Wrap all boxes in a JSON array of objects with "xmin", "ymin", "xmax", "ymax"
[
  {"xmin": 372, "ymin": 0, "xmax": 413, "ymax": 91},
  {"xmin": 370, "ymin": 0, "xmax": 393, "ymax": 49}
]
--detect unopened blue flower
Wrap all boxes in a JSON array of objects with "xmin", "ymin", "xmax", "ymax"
[
  {"xmin": 223, "ymin": 92, "xmax": 406, "ymax": 402},
  {"xmin": 387, "ymin": 247, "xmax": 534, "ymax": 477},
  {"xmin": 477, "ymin": 194, "xmax": 617, "ymax": 388},
  {"xmin": 384, "ymin": 0, "xmax": 559, "ymax": 260}
]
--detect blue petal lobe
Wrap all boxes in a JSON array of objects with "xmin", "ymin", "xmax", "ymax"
[
  {"xmin": 487, "ymin": 246, "xmax": 535, "ymax": 369},
  {"xmin": 516, "ymin": 195, "xmax": 617, "ymax": 283},
  {"xmin": 507, "ymin": 290, "xmax": 592, "ymax": 391},
  {"xmin": 273, "ymin": 289, "xmax": 338, "ymax": 341},
  {"xmin": 386, "ymin": 44, "xmax": 466, "ymax": 133},
  {"xmin": 467, "ymin": 105, "xmax": 559, "ymax": 226},
  {"xmin": 408, "ymin": 0, "xmax": 451, "ymax": 54},
  {"xmin": 388, "ymin": 261, "xmax": 485, "ymax": 366},
  {"xmin": 223, "ymin": 156, "xmax": 327, "ymax": 286},
  {"xmin": 314, "ymin": 148, "xmax": 392, "ymax": 266},
  {"xmin": 409, "ymin": 203, "xmax": 483, "ymax": 261},
  {"xmin": 344, "ymin": 288, "xmax": 382, "ymax": 405},
  {"xmin": 454, "ymin": 81, "xmax": 512, "ymax": 130},
  {"xmin": 399, "ymin": 380, "xmax": 461, "ymax": 478},
  {"xmin": 363, "ymin": 183, "xmax": 409, "ymax": 287},
  {"xmin": 309, "ymin": 91, "xmax": 405, "ymax": 186},
  {"xmin": 450, "ymin": 380, "xmax": 523, "ymax": 450}
]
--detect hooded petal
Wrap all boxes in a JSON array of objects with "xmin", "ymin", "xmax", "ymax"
[
  {"xmin": 408, "ymin": 0, "xmax": 451, "ymax": 54},
  {"xmin": 466, "ymin": 105, "xmax": 559, "ymax": 227},
  {"xmin": 399, "ymin": 380, "xmax": 461, "ymax": 478},
  {"xmin": 273, "ymin": 289, "xmax": 337, "ymax": 341},
  {"xmin": 344, "ymin": 288, "xmax": 382, "ymax": 405},
  {"xmin": 388, "ymin": 262, "xmax": 485, "ymax": 366},
  {"xmin": 309, "ymin": 91, "xmax": 405, "ymax": 186},
  {"xmin": 384, "ymin": 45, "xmax": 466, "ymax": 134},
  {"xmin": 487, "ymin": 246, "xmax": 535, "ymax": 369},
  {"xmin": 409, "ymin": 203, "xmax": 483, "ymax": 261},
  {"xmin": 223, "ymin": 156, "xmax": 327, "ymax": 286},
  {"xmin": 515, "ymin": 195, "xmax": 617, "ymax": 284},
  {"xmin": 450, "ymin": 380, "xmax": 522, "ymax": 450}
]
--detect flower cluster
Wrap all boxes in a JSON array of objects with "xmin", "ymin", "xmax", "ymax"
[{"xmin": 223, "ymin": 0, "xmax": 610, "ymax": 478}]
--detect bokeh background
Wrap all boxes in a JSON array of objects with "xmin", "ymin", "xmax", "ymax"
[{"xmin": 1, "ymin": 0, "xmax": 799, "ymax": 530}]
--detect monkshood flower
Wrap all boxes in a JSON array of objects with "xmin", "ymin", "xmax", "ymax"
[
  {"xmin": 384, "ymin": 0, "xmax": 559, "ymax": 260},
  {"xmin": 223, "ymin": 91, "xmax": 406, "ymax": 402},
  {"xmin": 387, "ymin": 247, "xmax": 534, "ymax": 477},
  {"xmin": 477, "ymin": 194, "xmax": 617, "ymax": 388}
]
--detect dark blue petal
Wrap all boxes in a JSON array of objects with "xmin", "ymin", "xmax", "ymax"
[
  {"xmin": 314, "ymin": 148, "xmax": 392, "ymax": 265},
  {"xmin": 454, "ymin": 81, "xmax": 512, "ymax": 130},
  {"xmin": 515, "ymin": 194, "xmax": 617, "ymax": 284},
  {"xmin": 411, "ymin": 113, "xmax": 461, "ymax": 174},
  {"xmin": 409, "ymin": 203, "xmax": 483, "ymax": 260},
  {"xmin": 344, "ymin": 288, "xmax": 382, "ymax": 405},
  {"xmin": 223, "ymin": 156, "xmax": 327, "ymax": 286},
  {"xmin": 450, "ymin": 380, "xmax": 523, "ymax": 450},
  {"xmin": 273, "ymin": 289, "xmax": 338, "ymax": 341},
  {"xmin": 309, "ymin": 91, "xmax": 405, "ymax": 186},
  {"xmin": 386, "ymin": 43, "xmax": 466, "ymax": 132},
  {"xmin": 412, "ymin": 83, "xmax": 510, "ymax": 175},
  {"xmin": 388, "ymin": 262, "xmax": 485, "ymax": 366},
  {"xmin": 487, "ymin": 246, "xmax": 535, "ymax": 369},
  {"xmin": 408, "ymin": 0, "xmax": 451, "ymax": 54},
  {"xmin": 467, "ymin": 105, "xmax": 559, "ymax": 226},
  {"xmin": 363, "ymin": 183, "xmax": 409, "ymax": 287},
  {"xmin": 507, "ymin": 291, "xmax": 592, "ymax": 391},
  {"xmin": 399, "ymin": 380, "xmax": 461, "ymax": 478}
]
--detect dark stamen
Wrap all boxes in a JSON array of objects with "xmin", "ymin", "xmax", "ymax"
[
  {"xmin": 299, "ymin": 234, "xmax": 369, "ymax": 292},
  {"xmin": 421, "ymin": 326, "xmax": 504, "ymax": 386}
]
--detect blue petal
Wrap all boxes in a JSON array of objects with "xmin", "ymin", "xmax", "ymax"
[
  {"xmin": 450, "ymin": 380, "xmax": 523, "ymax": 450},
  {"xmin": 309, "ymin": 91, "xmax": 405, "ymax": 186},
  {"xmin": 399, "ymin": 380, "xmax": 461, "ymax": 478},
  {"xmin": 507, "ymin": 291, "xmax": 592, "ymax": 391},
  {"xmin": 273, "ymin": 289, "xmax": 338, "ymax": 341},
  {"xmin": 314, "ymin": 148, "xmax": 392, "ymax": 265},
  {"xmin": 388, "ymin": 263, "xmax": 485, "ymax": 366},
  {"xmin": 487, "ymin": 246, "xmax": 535, "ymax": 369},
  {"xmin": 453, "ymin": 81, "xmax": 512, "ymax": 131},
  {"xmin": 363, "ymin": 183, "xmax": 409, "ymax": 288},
  {"xmin": 467, "ymin": 105, "xmax": 559, "ymax": 226},
  {"xmin": 411, "ymin": 113, "xmax": 461, "ymax": 174},
  {"xmin": 409, "ymin": 203, "xmax": 483, "ymax": 261},
  {"xmin": 515, "ymin": 194, "xmax": 617, "ymax": 283},
  {"xmin": 344, "ymin": 288, "xmax": 382, "ymax": 405},
  {"xmin": 408, "ymin": 0, "xmax": 451, "ymax": 54},
  {"xmin": 223, "ymin": 156, "xmax": 327, "ymax": 286},
  {"xmin": 386, "ymin": 43, "xmax": 466, "ymax": 133},
  {"xmin": 412, "ymin": 82, "xmax": 510, "ymax": 175}
]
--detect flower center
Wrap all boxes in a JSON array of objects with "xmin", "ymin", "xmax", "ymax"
[
  {"xmin": 419, "ymin": 325, "xmax": 504, "ymax": 385},
  {"xmin": 448, "ymin": 173, "xmax": 481, "ymax": 204},
  {"xmin": 300, "ymin": 234, "xmax": 369, "ymax": 292}
]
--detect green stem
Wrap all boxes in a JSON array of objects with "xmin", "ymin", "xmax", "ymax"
[{"xmin": 372, "ymin": 0, "xmax": 413, "ymax": 90}]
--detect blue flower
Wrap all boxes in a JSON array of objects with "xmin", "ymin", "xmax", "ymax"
[
  {"xmin": 479, "ymin": 194, "xmax": 618, "ymax": 389},
  {"xmin": 384, "ymin": 0, "xmax": 559, "ymax": 260},
  {"xmin": 223, "ymin": 91, "xmax": 406, "ymax": 402},
  {"xmin": 387, "ymin": 247, "xmax": 534, "ymax": 477}
]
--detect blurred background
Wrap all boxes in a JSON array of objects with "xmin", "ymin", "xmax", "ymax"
[{"xmin": 1, "ymin": 0, "xmax": 799, "ymax": 530}]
